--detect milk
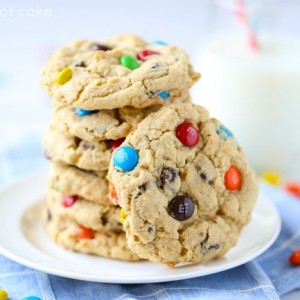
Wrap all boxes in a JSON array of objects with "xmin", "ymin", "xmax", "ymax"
[{"xmin": 195, "ymin": 34, "xmax": 300, "ymax": 179}]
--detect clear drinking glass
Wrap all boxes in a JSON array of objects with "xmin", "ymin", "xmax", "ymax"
[{"xmin": 195, "ymin": 0, "xmax": 300, "ymax": 180}]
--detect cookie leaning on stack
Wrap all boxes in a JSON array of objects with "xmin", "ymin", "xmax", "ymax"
[
  {"xmin": 41, "ymin": 34, "xmax": 200, "ymax": 260},
  {"xmin": 108, "ymin": 103, "xmax": 259, "ymax": 266}
]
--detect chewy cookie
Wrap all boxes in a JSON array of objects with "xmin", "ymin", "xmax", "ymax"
[
  {"xmin": 49, "ymin": 163, "xmax": 112, "ymax": 205},
  {"xmin": 108, "ymin": 103, "xmax": 259, "ymax": 266},
  {"xmin": 46, "ymin": 213, "xmax": 140, "ymax": 261},
  {"xmin": 50, "ymin": 91, "xmax": 190, "ymax": 143},
  {"xmin": 44, "ymin": 128, "xmax": 113, "ymax": 171},
  {"xmin": 46, "ymin": 189, "xmax": 123, "ymax": 232},
  {"xmin": 41, "ymin": 34, "xmax": 199, "ymax": 110}
]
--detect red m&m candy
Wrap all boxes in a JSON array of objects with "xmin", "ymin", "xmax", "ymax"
[
  {"xmin": 176, "ymin": 122, "xmax": 199, "ymax": 147},
  {"xmin": 111, "ymin": 138, "xmax": 125, "ymax": 151},
  {"xmin": 137, "ymin": 50, "xmax": 159, "ymax": 61},
  {"xmin": 290, "ymin": 249, "xmax": 300, "ymax": 265},
  {"xmin": 225, "ymin": 166, "xmax": 242, "ymax": 190},
  {"xmin": 284, "ymin": 181, "xmax": 300, "ymax": 198},
  {"xmin": 78, "ymin": 226, "xmax": 94, "ymax": 239},
  {"xmin": 62, "ymin": 195, "xmax": 78, "ymax": 208}
]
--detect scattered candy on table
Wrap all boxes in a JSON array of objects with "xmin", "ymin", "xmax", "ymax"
[
  {"xmin": 225, "ymin": 166, "xmax": 242, "ymax": 190},
  {"xmin": 120, "ymin": 55, "xmax": 140, "ymax": 70},
  {"xmin": 77, "ymin": 226, "xmax": 94, "ymax": 239},
  {"xmin": 152, "ymin": 40, "xmax": 168, "ymax": 46},
  {"xmin": 75, "ymin": 108, "xmax": 97, "ymax": 117},
  {"xmin": 120, "ymin": 208, "xmax": 127, "ymax": 222},
  {"xmin": 0, "ymin": 289, "xmax": 8, "ymax": 300},
  {"xmin": 137, "ymin": 50, "xmax": 159, "ymax": 61},
  {"xmin": 289, "ymin": 249, "xmax": 300, "ymax": 266},
  {"xmin": 62, "ymin": 195, "xmax": 78, "ymax": 208},
  {"xmin": 168, "ymin": 195, "xmax": 195, "ymax": 221},
  {"xmin": 56, "ymin": 67, "xmax": 72, "ymax": 85},
  {"xmin": 284, "ymin": 181, "xmax": 300, "ymax": 198},
  {"xmin": 261, "ymin": 171, "xmax": 281, "ymax": 186},
  {"xmin": 113, "ymin": 146, "xmax": 139, "ymax": 172},
  {"xmin": 91, "ymin": 43, "xmax": 111, "ymax": 51},
  {"xmin": 176, "ymin": 122, "xmax": 200, "ymax": 147},
  {"xmin": 111, "ymin": 138, "xmax": 125, "ymax": 151},
  {"xmin": 21, "ymin": 297, "xmax": 41, "ymax": 300},
  {"xmin": 157, "ymin": 90, "xmax": 169, "ymax": 100}
]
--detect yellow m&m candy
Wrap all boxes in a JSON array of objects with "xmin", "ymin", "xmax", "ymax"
[
  {"xmin": 261, "ymin": 171, "xmax": 281, "ymax": 186},
  {"xmin": 56, "ymin": 67, "xmax": 72, "ymax": 85},
  {"xmin": 120, "ymin": 208, "xmax": 127, "ymax": 223},
  {"xmin": 0, "ymin": 289, "xmax": 8, "ymax": 300}
]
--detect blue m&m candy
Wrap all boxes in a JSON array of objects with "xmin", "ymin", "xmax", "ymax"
[
  {"xmin": 217, "ymin": 124, "xmax": 237, "ymax": 146},
  {"xmin": 152, "ymin": 40, "xmax": 168, "ymax": 46},
  {"xmin": 21, "ymin": 297, "xmax": 41, "ymax": 300},
  {"xmin": 157, "ymin": 91, "xmax": 169, "ymax": 100},
  {"xmin": 75, "ymin": 108, "xmax": 97, "ymax": 117},
  {"xmin": 113, "ymin": 146, "xmax": 138, "ymax": 172}
]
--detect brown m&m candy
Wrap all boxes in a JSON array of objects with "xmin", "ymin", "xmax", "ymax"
[
  {"xmin": 91, "ymin": 44, "xmax": 111, "ymax": 51},
  {"xmin": 168, "ymin": 195, "xmax": 194, "ymax": 221}
]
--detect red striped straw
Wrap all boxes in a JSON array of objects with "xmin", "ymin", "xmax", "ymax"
[{"xmin": 234, "ymin": 0, "xmax": 260, "ymax": 52}]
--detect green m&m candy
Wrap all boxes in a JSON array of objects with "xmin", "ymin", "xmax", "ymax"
[{"xmin": 120, "ymin": 55, "xmax": 140, "ymax": 70}]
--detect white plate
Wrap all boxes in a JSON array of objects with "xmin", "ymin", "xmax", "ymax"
[{"xmin": 0, "ymin": 172, "xmax": 281, "ymax": 284}]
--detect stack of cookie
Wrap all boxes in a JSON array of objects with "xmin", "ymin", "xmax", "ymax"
[{"xmin": 41, "ymin": 34, "xmax": 200, "ymax": 261}]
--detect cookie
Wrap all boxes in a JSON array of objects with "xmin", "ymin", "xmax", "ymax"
[
  {"xmin": 41, "ymin": 34, "xmax": 199, "ymax": 110},
  {"xmin": 49, "ymin": 163, "xmax": 112, "ymax": 205},
  {"xmin": 50, "ymin": 90, "xmax": 190, "ymax": 143},
  {"xmin": 108, "ymin": 103, "xmax": 259, "ymax": 266},
  {"xmin": 46, "ymin": 213, "xmax": 140, "ymax": 261},
  {"xmin": 46, "ymin": 189, "xmax": 123, "ymax": 232},
  {"xmin": 44, "ymin": 128, "xmax": 112, "ymax": 171}
]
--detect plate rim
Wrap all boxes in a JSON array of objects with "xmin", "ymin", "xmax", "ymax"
[{"xmin": 0, "ymin": 171, "xmax": 281, "ymax": 284}]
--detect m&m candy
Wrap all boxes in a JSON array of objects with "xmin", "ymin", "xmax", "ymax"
[
  {"xmin": 75, "ymin": 108, "xmax": 97, "ymax": 117},
  {"xmin": 168, "ymin": 195, "xmax": 194, "ymax": 221},
  {"xmin": 176, "ymin": 122, "xmax": 199, "ymax": 147},
  {"xmin": 109, "ymin": 183, "xmax": 119, "ymax": 205},
  {"xmin": 225, "ymin": 166, "xmax": 242, "ymax": 190},
  {"xmin": 21, "ymin": 297, "xmax": 41, "ymax": 300},
  {"xmin": 137, "ymin": 50, "xmax": 159, "ymax": 61},
  {"xmin": 0, "ymin": 289, "xmax": 8, "ymax": 300},
  {"xmin": 111, "ymin": 138, "xmax": 125, "ymax": 151},
  {"xmin": 152, "ymin": 40, "xmax": 168, "ymax": 46},
  {"xmin": 56, "ymin": 67, "xmax": 72, "ymax": 85},
  {"xmin": 120, "ymin": 55, "xmax": 140, "ymax": 70},
  {"xmin": 284, "ymin": 181, "xmax": 300, "ymax": 198},
  {"xmin": 261, "ymin": 171, "xmax": 281, "ymax": 186},
  {"xmin": 120, "ymin": 208, "xmax": 127, "ymax": 222},
  {"xmin": 113, "ymin": 146, "xmax": 139, "ymax": 172},
  {"xmin": 77, "ymin": 226, "xmax": 94, "ymax": 239},
  {"xmin": 62, "ymin": 195, "xmax": 78, "ymax": 208},
  {"xmin": 157, "ymin": 91, "xmax": 169, "ymax": 100},
  {"xmin": 91, "ymin": 44, "xmax": 111, "ymax": 51},
  {"xmin": 289, "ymin": 249, "xmax": 300, "ymax": 265}
]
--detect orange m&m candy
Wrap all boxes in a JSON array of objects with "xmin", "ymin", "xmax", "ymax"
[
  {"xmin": 109, "ymin": 183, "xmax": 119, "ymax": 205},
  {"xmin": 225, "ymin": 166, "xmax": 242, "ymax": 190},
  {"xmin": 77, "ymin": 226, "xmax": 94, "ymax": 239},
  {"xmin": 284, "ymin": 182, "xmax": 300, "ymax": 198},
  {"xmin": 289, "ymin": 249, "xmax": 300, "ymax": 265}
]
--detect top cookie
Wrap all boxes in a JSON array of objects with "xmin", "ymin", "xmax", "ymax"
[
  {"xmin": 41, "ymin": 34, "xmax": 200, "ymax": 109},
  {"xmin": 108, "ymin": 103, "xmax": 258, "ymax": 266}
]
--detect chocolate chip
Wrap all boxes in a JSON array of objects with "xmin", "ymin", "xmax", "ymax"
[
  {"xmin": 101, "ymin": 216, "xmax": 108, "ymax": 226},
  {"xmin": 75, "ymin": 61, "xmax": 86, "ymax": 67},
  {"xmin": 161, "ymin": 167, "xmax": 179, "ymax": 186},
  {"xmin": 208, "ymin": 243, "xmax": 220, "ymax": 251},
  {"xmin": 91, "ymin": 44, "xmax": 111, "ymax": 51},
  {"xmin": 47, "ymin": 209, "xmax": 52, "ymax": 221},
  {"xmin": 82, "ymin": 142, "xmax": 95, "ymax": 150},
  {"xmin": 167, "ymin": 195, "xmax": 194, "ymax": 221},
  {"xmin": 147, "ymin": 227, "xmax": 153, "ymax": 233},
  {"xmin": 137, "ymin": 183, "xmax": 148, "ymax": 197},
  {"xmin": 200, "ymin": 173, "xmax": 213, "ymax": 186},
  {"xmin": 111, "ymin": 228, "xmax": 123, "ymax": 234}
]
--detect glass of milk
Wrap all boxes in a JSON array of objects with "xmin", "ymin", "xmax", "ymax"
[{"xmin": 195, "ymin": 0, "xmax": 300, "ymax": 180}]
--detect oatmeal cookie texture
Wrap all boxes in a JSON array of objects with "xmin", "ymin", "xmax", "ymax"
[
  {"xmin": 108, "ymin": 103, "xmax": 259, "ymax": 266},
  {"xmin": 46, "ymin": 211, "xmax": 140, "ymax": 261},
  {"xmin": 41, "ymin": 34, "xmax": 199, "ymax": 109}
]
